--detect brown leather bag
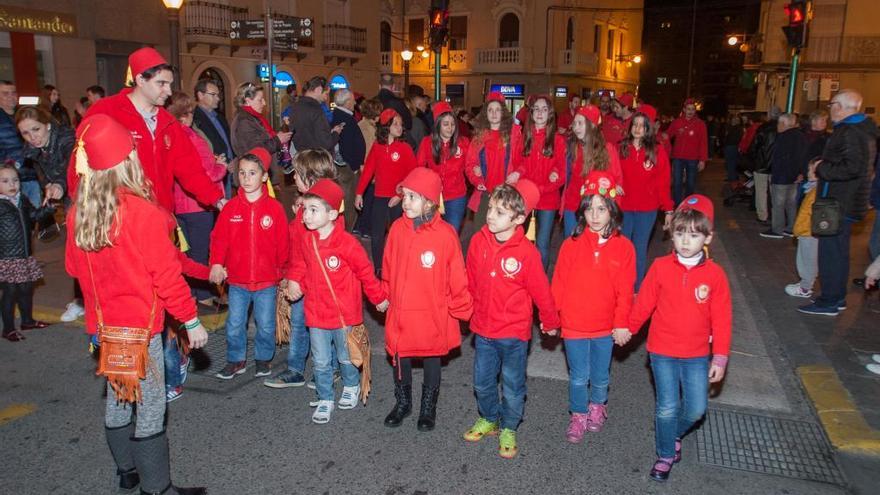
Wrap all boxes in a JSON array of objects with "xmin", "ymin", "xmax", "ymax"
[{"xmin": 87, "ymin": 254, "xmax": 155, "ymax": 404}]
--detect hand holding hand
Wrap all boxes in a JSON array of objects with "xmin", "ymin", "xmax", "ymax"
[
  {"xmin": 277, "ymin": 131, "xmax": 293, "ymax": 144},
  {"xmin": 472, "ymin": 166, "xmax": 483, "ymax": 177},
  {"xmin": 376, "ymin": 299, "xmax": 390, "ymax": 312},
  {"xmin": 45, "ymin": 183, "xmax": 64, "ymax": 201},
  {"xmin": 477, "ymin": 184, "xmax": 487, "ymax": 191},
  {"xmin": 215, "ymin": 198, "xmax": 228, "ymax": 211},
  {"xmin": 209, "ymin": 264, "xmax": 227, "ymax": 285},
  {"xmin": 612, "ymin": 328, "xmax": 632, "ymax": 346},
  {"xmin": 697, "ymin": 161, "xmax": 706, "ymax": 172},
  {"xmin": 187, "ymin": 324, "xmax": 209, "ymax": 349}
]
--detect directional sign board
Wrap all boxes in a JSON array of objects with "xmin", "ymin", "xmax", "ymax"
[
  {"xmin": 229, "ymin": 20, "xmax": 266, "ymax": 40},
  {"xmin": 230, "ymin": 17, "xmax": 313, "ymax": 41}
]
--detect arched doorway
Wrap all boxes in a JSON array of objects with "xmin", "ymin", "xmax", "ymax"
[
  {"xmin": 380, "ymin": 21, "xmax": 392, "ymax": 52},
  {"xmin": 198, "ymin": 67, "xmax": 228, "ymax": 118},
  {"xmin": 566, "ymin": 17, "xmax": 574, "ymax": 50},
  {"xmin": 499, "ymin": 13, "xmax": 519, "ymax": 48}
]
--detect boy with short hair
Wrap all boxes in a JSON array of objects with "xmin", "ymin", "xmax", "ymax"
[
  {"xmin": 464, "ymin": 180, "xmax": 561, "ymax": 459},
  {"xmin": 286, "ymin": 179, "xmax": 388, "ymax": 424}
]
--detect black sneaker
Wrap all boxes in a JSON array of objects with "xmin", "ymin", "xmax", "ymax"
[
  {"xmin": 759, "ymin": 229, "xmax": 784, "ymax": 239},
  {"xmin": 215, "ymin": 361, "xmax": 246, "ymax": 380},
  {"xmin": 782, "ymin": 230, "xmax": 794, "ymax": 238},
  {"xmin": 255, "ymin": 360, "xmax": 272, "ymax": 377}
]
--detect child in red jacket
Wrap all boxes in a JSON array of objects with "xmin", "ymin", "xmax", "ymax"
[
  {"xmin": 287, "ymin": 179, "xmax": 388, "ymax": 424},
  {"xmin": 464, "ymin": 179, "xmax": 561, "ymax": 459},
  {"xmin": 552, "ymin": 171, "xmax": 635, "ymax": 443},
  {"xmin": 381, "ymin": 168, "xmax": 473, "ymax": 431},
  {"xmin": 416, "ymin": 102, "xmax": 470, "ymax": 232},
  {"xmin": 618, "ymin": 194, "xmax": 732, "ymax": 482},
  {"xmin": 209, "ymin": 147, "xmax": 289, "ymax": 381}
]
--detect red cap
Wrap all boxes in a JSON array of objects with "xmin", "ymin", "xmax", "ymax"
[
  {"xmin": 432, "ymin": 102, "xmax": 453, "ymax": 121},
  {"xmin": 486, "ymin": 91, "xmax": 505, "ymax": 103},
  {"xmin": 75, "ymin": 114, "xmax": 136, "ymax": 171},
  {"xmin": 576, "ymin": 105, "xmax": 602, "ymax": 126},
  {"xmin": 307, "ymin": 179, "xmax": 345, "ymax": 211},
  {"xmin": 513, "ymin": 179, "xmax": 540, "ymax": 215},
  {"xmin": 245, "ymin": 147, "xmax": 272, "ymax": 171},
  {"xmin": 581, "ymin": 171, "xmax": 619, "ymax": 202},
  {"xmin": 379, "ymin": 108, "xmax": 398, "ymax": 126},
  {"xmin": 617, "ymin": 92, "xmax": 635, "ymax": 108},
  {"xmin": 677, "ymin": 194, "xmax": 715, "ymax": 223},
  {"xmin": 398, "ymin": 167, "xmax": 442, "ymax": 204},
  {"xmin": 637, "ymin": 103, "xmax": 657, "ymax": 124},
  {"xmin": 683, "ymin": 98, "xmax": 697, "ymax": 107},
  {"xmin": 128, "ymin": 47, "xmax": 168, "ymax": 79}
]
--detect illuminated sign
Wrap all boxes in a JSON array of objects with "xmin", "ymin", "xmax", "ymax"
[
  {"xmin": 329, "ymin": 75, "xmax": 349, "ymax": 90},
  {"xmin": 554, "ymin": 86, "xmax": 568, "ymax": 98},
  {"xmin": 257, "ymin": 64, "xmax": 277, "ymax": 82},
  {"xmin": 0, "ymin": 6, "xmax": 77, "ymax": 36},
  {"xmin": 490, "ymin": 84, "xmax": 525, "ymax": 97},
  {"xmin": 274, "ymin": 71, "xmax": 293, "ymax": 88}
]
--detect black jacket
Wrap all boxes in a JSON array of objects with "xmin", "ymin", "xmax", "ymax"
[
  {"xmin": 376, "ymin": 88, "xmax": 412, "ymax": 130},
  {"xmin": 193, "ymin": 106, "xmax": 234, "ymax": 159},
  {"xmin": 770, "ymin": 127, "xmax": 808, "ymax": 184},
  {"xmin": 748, "ymin": 120, "xmax": 777, "ymax": 173},
  {"xmin": 290, "ymin": 96, "xmax": 338, "ymax": 153},
  {"xmin": 0, "ymin": 195, "xmax": 50, "ymax": 259},
  {"xmin": 331, "ymin": 108, "xmax": 366, "ymax": 171},
  {"xmin": 816, "ymin": 115, "xmax": 879, "ymax": 221},
  {"xmin": 22, "ymin": 124, "xmax": 74, "ymax": 196}
]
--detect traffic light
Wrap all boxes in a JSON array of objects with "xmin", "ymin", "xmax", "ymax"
[
  {"xmin": 429, "ymin": 1, "xmax": 449, "ymax": 51},
  {"xmin": 782, "ymin": 1, "xmax": 810, "ymax": 48}
]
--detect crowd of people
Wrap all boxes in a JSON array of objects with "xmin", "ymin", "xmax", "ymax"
[{"xmin": 1, "ymin": 44, "xmax": 879, "ymax": 494}]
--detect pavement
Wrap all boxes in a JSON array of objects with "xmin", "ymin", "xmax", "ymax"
[{"xmin": 1, "ymin": 163, "xmax": 878, "ymax": 494}]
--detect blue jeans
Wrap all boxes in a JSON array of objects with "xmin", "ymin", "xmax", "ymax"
[
  {"xmin": 723, "ymin": 145, "xmax": 739, "ymax": 181},
  {"xmin": 650, "ymin": 353, "xmax": 709, "ymax": 459},
  {"xmin": 473, "ymin": 334, "xmax": 528, "ymax": 430},
  {"xmin": 621, "ymin": 210, "xmax": 658, "ymax": 291},
  {"xmin": 562, "ymin": 210, "xmax": 577, "ymax": 238},
  {"xmin": 535, "ymin": 209, "xmax": 556, "ymax": 271},
  {"xmin": 869, "ymin": 210, "xmax": 880, "ymax": 261},
  {"xmin": 163, "ymin": 328, "xmax": 183, "ymax": 388},
  {"xmin": 564, "ymin": 336, "xmax": 614, "ymax": 412},
  {"xmin": 225, "ymin": 285, "xmax": 277, "ymax": 363},
  {"xmin": 442, "ymin": 196, "xmax": 467, "ymax": 233},
  {"xmin": 285, "ymin": 297, "xmax": 309, "ymax": 374},
  {"xmin": 176, "ymin": 211, "xmax": 215, "ymax": 301},
  {"xmin": 816, "ymin": 219, "xmax": 854, "ymax": 307},
  {"xmin": 672, "ymin": 159, "xmax": 699, "ymax": 205},
  {"xmin": 20, "ymin": 180, "xmax": 40, "ymax": 209},
  {"xmin": 310, "ymin": 327, "xmax": 360, "ymax": 401}
]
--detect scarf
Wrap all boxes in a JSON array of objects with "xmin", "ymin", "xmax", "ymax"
[{"xmin": 242, "ymin": 106, "xmax": 277, "ymax": 138}]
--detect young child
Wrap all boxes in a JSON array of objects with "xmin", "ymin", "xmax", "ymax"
[
  {"xmin": 0, "ymin": 164, "xmax": 52, "ymax": 342},
  {"xmin": 464, "ymin": 179, "xmax": 561, "ymax": 459},
  {"xmin": 287, "ymin": 179, "xmax": 388, "ymax": 424},
  {"xmin": 551, "ymin": 171, "xmax": 635, "ymax": 443},
  {"xmin": 618, "ymin": 194, "xmax": 732, "ymax": 482},
  {"xmin": 382, "ymin": 168, "xmax": 473, "ymax": 431},
  {"xmin": 210, "ymin": 147, "xmax": 289, "ymax": 380}
]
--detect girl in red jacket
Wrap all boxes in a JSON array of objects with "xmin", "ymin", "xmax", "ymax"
[
  {"xmin": 355, "ymin": 109, "xmax": 418, "ymax": 275},
  {"xmin": 65, "ymin": 114, "xmax": 208, "ymax": 494},
  {"xmin": 561, "ymin": 104, "xmax": 622, "ymax": 237},
  {"xmin": 509, "ymin": 95, "xmax": 565, "ymax": 271},
  {"xmin": 209, "ymin": 147, "xmax": 289, "ymax": 381},
  {"xmin": 552, "ymin": 171, "xmax": 635, "ymax": 444},
  {"xmin": 381, "ymin": 167, "xmax": 473, "ymax": 432},
  {"xmin": 619, "ymin": 194, "xmax": 732, "ymax": 482},
  {"xmin": 618, "ymin": 105, "xmax": 674, "ymax": 291},
  {"xmin": 416, "ymin": 101, "xmax": 470, "ymax": 232}
]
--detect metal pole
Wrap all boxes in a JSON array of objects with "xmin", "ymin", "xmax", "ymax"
[
  {"xmin": 685, "ymin": 0, "xmax": 697, "ymax": 98},
  {"xmin": 168, "ymin": 9, "xmax": 180, "ymax": 90},
  {"xmin": 434, "ymin": 49, "xmax": 441, "ymax": 101},
  {"xmin": 267, "ymin": 7, "xmax": 275, "ymax": 126},
  {"xmin": 404, "ymin": 60, "xmax": 410, "ymax": 95},
  {"xmin": 786, "ymin": 48, "xmax": 800, "ymax": 113}
]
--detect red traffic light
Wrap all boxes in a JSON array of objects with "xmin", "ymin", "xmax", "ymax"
[
  {"xmin": 430, "ymin": 9, "xmax": 448, "ymax": 28},
  {"xmin": 784, "ymin": 2, "xmax": 807, "ymax": 25}
]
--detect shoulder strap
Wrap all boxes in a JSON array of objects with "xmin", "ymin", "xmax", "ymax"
[{"xmin": 312, "ymin": 234, "xmax": 347, "ymax": 329}]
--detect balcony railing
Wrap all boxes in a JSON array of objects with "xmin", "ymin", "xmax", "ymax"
[
  {"xmin": 474, "ymin": 47, "xmax": 525, "ymax": 72},
  {"xmin": 183, "ymin": 0, "xmax": 248, "ymax": 38},
  {"xmin": 380, "ymin": 51, "xmax": 392, "ymax": 71},
  {"xmin": 323, "ymin": 24, "xmax": 367, "ymax": 54},
  {"xmin": 558, "ymin": 49, "xmax": 598, "ymax": 74},
  {"xmin": 803, "ymin": 36, "xmax": 880, "ymax": 66}
]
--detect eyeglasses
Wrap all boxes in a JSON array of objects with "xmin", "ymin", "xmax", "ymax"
[{"xmin": 205, "ymin": 92, "xmax": 219, "ymax": 97}]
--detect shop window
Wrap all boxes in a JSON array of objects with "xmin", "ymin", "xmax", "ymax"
[{"xmin": 499, "ymin": 13, "xmax": 519, "ymax": 48}]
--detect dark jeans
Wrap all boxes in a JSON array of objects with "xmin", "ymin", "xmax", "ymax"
[
  {"xmin": 354, "ymin": 183, "xmax": 375, "ymax": 235},
  {"xmin": 621, "ymin": 210, "xmax": 657, "ymax": 291},
  {"xmin": 1, "ymin": 281, "xmax": 35, "ymax": 334},
  {"xmin": 723, "ymin": 145, "xmax": 739, "ymax": 181},
  {"xmin": 369, "ymin": 196, "xmax": 402, "ymax": 275},
  {"xmin": 394, "ymin": 356, "xmax": 441, "ymax": 388},
  {"xmin": 337, "ymin": 166, "xmax": 358, "ymax": 231},
  {"xmin": 535, "ymin": 209, "xmax": 556, "ymax": 272},
  {"xmin": 442, "ymin": 196, "xmax": 467, "ymax": 233},
  {"xmin": 816, "ymin": 219, "xmax": 854, "ymax": 307},
  {"xmin": 176, "ymin": 211, "xmax": 215, "ymax": 301},
  {"xmin": 672, "ymin": 158, "xmax": 699, "ymax": 205},
  {"xmin": 473, "ymin": 334, "xmax": 528, "ymax": 430}
]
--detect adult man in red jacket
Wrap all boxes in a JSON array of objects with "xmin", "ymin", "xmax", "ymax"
[
  {"xmin": 68, "ymin": 47, "xmax": 225, "ymax": 213},
  {"xmin": 667, "ymin": 98, "xmax": 708, "ymax": 205}
]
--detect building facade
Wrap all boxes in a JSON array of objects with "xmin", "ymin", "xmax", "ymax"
[{"xmin": 750, "ymin": 0, "xmax": 880, "ymax": 115}]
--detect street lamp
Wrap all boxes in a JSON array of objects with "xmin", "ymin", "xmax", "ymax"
[
  {"xmin": 162, "ymin": 0, "xmax": 185, "ymax": 90},
  {"xmin": 401, "ymin": 49, "xmax": 414, "ymax": 96},
  {"xmin": 616, "ymin": 53, "xmax": 643, "ymax": 68}
]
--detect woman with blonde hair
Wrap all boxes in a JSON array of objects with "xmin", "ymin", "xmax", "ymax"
[{"xmin": 230, "ymin": 82, "xmax": 292, "ymax": 181}]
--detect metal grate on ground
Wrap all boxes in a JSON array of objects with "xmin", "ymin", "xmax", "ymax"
[{"xmin": 695, "ymin": 408, "xmax": 846, "ymax": 486}]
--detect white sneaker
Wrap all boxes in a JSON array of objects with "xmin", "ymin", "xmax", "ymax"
[
  {"xmin": 872, "ymin": 354, "xmax": 880, "ymax": 364},
  {"xmin": 60, "ymin": 301, "xmax": 85, "ymax": 322},
  {"xmin": 867, "ymin": 364, "xmax": 880, "ymax": 376},
  {"xmin": 784, "ymin": 283, "xmax": 813, "ymax": 298},
  {"xmin": 312, "ymin": 400, "xmax": 334, "ymax": 424},
  {"xmin": 337, "ymin": 385, "xmax": 360, "ymax": 410}
]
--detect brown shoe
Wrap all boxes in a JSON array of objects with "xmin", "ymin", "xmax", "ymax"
[
  {"xmin": 21, "ymin": 320, "xmax": 51, "ymax": 330},
  {"xmin": 3, "ymin": 330, "xmax": 26, "ymax": 342}
]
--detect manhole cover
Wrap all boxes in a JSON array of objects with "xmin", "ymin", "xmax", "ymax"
[
  {"xmin": 190, "ymin": 325, "xmax": 285, "ymax": 377},
  {"xmin": 695, "ymin": 409, "xmax": 845, "ymax": 486}
]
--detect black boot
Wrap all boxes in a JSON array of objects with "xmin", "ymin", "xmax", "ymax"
[
  {"xmin": 383, "ymin": 380, "xmax": 412, "ymax": 427},
  {"xmin": 106, "ymin": 424, "xmax": 139, "ymax": 492},
  {"xmin": 131, "ymin": 430, "xmax": 206, "ymax": 495},
  {"xmin": 417, "ymin": 384, "xmax": 439, "ymax": 432}
]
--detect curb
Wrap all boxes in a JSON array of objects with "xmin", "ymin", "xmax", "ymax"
[
  {"xmin": 797, "ymin": 365, "xmax": 880, "ymax": 455},
  {"xmin": 27, "ymin": 305, "xmax": 227, "ymax": 332}
]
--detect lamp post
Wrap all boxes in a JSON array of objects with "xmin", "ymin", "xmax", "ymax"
[
  {"xmin": 401, "ymin": 49, "xmax": 413, "ymax": 96},
  {"xmin": 162, "ymin": 0, "xmax": 185, "ymax": 90}
]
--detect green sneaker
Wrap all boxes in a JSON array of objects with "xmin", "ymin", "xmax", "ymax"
[
  {"xmin": 499, "ymin": 428, "xmax": 518, "ymax": 459},
  {"xmin": 463, "ymin": 417, "xmax": 499, "ymax": 442}
]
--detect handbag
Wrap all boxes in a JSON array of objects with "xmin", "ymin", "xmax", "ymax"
[
  {"xmin": 811, "ymin": 182, "xmax": 841, "ymax": 236},
  {"xmin": 312, "ymin": 235, "xmax": 371, "ymax": 404},
  {"xmin": 87, "ymin": 253, "xmax": 155, "ymax": 404}
]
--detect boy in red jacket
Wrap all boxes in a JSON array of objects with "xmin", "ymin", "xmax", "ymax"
[
  {"xmin": 616, "ymin": 194, "xmax": 732, "ymax": 482},
  {"xmin": 286, "ymin": 179, "xmax": 388, "ymax": 424},
  {"xmin": 464, "ymin": 179, "xmax": 561, "ymax": 459},
  {"xmin": 209, "ymin": 148, "xmax": 289, "ymax": 381},
  {"xmin": 666, "ymin": 99, "xmax": 708, "ymax": 205}
]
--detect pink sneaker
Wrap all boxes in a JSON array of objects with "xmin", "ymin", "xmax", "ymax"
[
  {"xmin": 586, "ymin": 404, "xmax": 607, "ymax": 432},
  {"xmin": 566, "ymin": 413, "xmax": 590, "ymax": 443}
]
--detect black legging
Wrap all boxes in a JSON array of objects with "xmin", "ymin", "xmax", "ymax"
[
  {"xmin": 1, "ymin": 281, "xmax": 35, "ymax": 334},
  {"xmin": 394, "ymin": 356, "xmax": 441, "ymax": 388},
  {"xmin": 369, "ymin": 197, "xmax": 402, "ymax": 276}
]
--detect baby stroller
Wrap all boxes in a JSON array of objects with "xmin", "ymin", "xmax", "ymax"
[{"xmin": 722, "ymin": 170, "xmax": 754, "ymax": 207}]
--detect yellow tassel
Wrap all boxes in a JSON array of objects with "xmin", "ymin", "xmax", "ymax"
[
  {"xmin": 266, "ymin": 178, "xmax": 276, "ymax": 198},
  {"xmin": 339, "ymin": 199, "xmax": 345, "ymax": 214},
  {"xmin": 75, "ymin": 126, "xmax": 92, "ymax": 203},
  {"xmin": 526, "ymin": 215, "xmax": 536, "ymax": 241},
  {"xmin": 438, "ymin": 193, "xmax": 445, "ymax": 215},
  {"xmin": 125, "ymin": 66, "xmax": 133, "ymax": 86},
  {"xmin": 176, "ymin": 225, "xmax": 190, "ymax": 253}
]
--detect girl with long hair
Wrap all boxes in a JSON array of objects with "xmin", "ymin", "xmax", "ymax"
[{"xmin": 416, "ymin": 102, "xmax": 470, "ymax": 231}]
